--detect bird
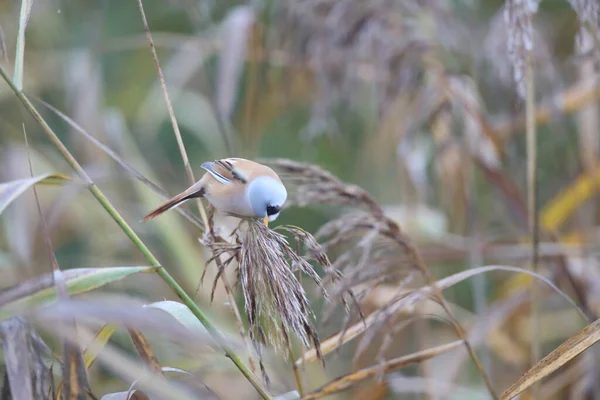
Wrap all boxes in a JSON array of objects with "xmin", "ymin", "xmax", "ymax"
[{"xmin": 141, "ymin": 158, "xmax": 287, "ymax": 226}]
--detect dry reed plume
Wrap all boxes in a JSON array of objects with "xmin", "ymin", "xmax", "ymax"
[
  {"xmin": 200, "ymin": 216, "xmax": 334, "ymax": 372},
  {"xmin": 268, "ymin": 159, "xmax": 446, "ymax": 360}
]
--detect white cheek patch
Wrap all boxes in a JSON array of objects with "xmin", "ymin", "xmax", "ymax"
[{"xmin": 268, "ymin": 212, "xmax": 280, "ymax": 222}]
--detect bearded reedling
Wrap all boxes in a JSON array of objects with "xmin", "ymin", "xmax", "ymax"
[{"xmin": 142, "ymin": 158, "xmax": 287, "ymax": 226}]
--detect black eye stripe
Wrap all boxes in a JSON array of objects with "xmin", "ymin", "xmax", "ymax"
[{"xmin": 266, "ymin": 205, "xmax": 281, "ymax": 216}]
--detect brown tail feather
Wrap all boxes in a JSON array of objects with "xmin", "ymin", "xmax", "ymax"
[{"xmin": 141, "ymin": 187, "xmax": 205, "ymax": 222}]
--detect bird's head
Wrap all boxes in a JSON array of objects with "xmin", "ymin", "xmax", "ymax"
[{"xmin": 247, "ymin": 176, "xmax": 287, "ymax": 223}]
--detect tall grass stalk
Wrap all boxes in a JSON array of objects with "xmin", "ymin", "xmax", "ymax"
[
  {"xmin": 0, "ymin": 65, "xmax": 272, "ymax": 400},
  {"xmin": 134, "ymin": 0, "xmax": 209, "ymax": 230},
  {"xmin": 526, "ymin": 48, "xmax": 541, "ymax": 398},
  {"xmin": 135, "ymin": 0, "xmax": 260, "ymax": 377}
]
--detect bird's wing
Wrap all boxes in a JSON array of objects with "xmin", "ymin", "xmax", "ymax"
[{"xmin": 201, "ymin": 159, "xmax": 248, "ymax": 185}]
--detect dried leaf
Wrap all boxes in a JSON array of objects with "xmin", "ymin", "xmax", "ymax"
[
  {"xmin": 33, "ymin": 298, "xmax": 213, "ymax": 350},
  {"xmin": 297, "ymin": 312, "xmax": 378, "ymax": 365},
  {"xmin": 0, "ymin": 317, "xmax": 50, "ymax": 399},
  {"xmin": 433, "ymin": 266, "xmax": 585, "ymax": 319},
  {"xmin": 300, "ymin": 264, "xmax": 586, "ymax": 365},
  {"xmin": 84, "ymin": 324, "xmax": 119, "ymax": 369},
  {"xmin": 13, "ymin": 0, "xmax": 34, "ymax": 90},
  {"xmin": 44, "ymin": 322, "xmax": 197, "ymax": 400},
  {"xmin": 39, "ymin": 100, "xmax": 204, "ymax": 230},
  {"xmin": 100, "ymin": 390, "xmax": 149, "ymax": 400},
  {"xmin": 161, "ymin": 367, "xmax": 193, "ymax": 378},
  {"xmin": 540, "ymin": 164, "xmax": 600, "ymax": 231},
  {"xmin": 217, "ymin": 6, "xmax": 255, "ymax": 121},
  {"xmin": 63, "ymin": 342, "xmax": 88, "ymax": 400},
  {"xmin": 0, "ymin": 266, "xmax": 155, "ymax": 320},
  {"xmin": 501, "ymin": 318, "xmax": 600, "ymax": 399},
  {"xmin": 56, "ymin": 324, "xmax": 119, "ymax": 399},
  {"xmin": 128, "ymin": 328, "xmax": 164, "ymax": 378},
  {"xmin": 302, "ymin": 341, "xmax": 463, "ymax": 400},
  {"xmin": 0, "ymin": 174, "xmax": 71, "ymax": 215}
]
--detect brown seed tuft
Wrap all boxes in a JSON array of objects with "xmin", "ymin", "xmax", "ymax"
[
  {"xmin": 240, "ymin": 220, "xmax": 324, "ymax": 360},
  {"xmin": 202, "ymin": 218, "xmax": 331, "ymax": 364},
  {"xmin": 266, "ymin": 159, "xmax": 425, "ymax": 360},
  {"xmin": 503, "ymin": 0, "xmax": 540, "ymax": 98}
]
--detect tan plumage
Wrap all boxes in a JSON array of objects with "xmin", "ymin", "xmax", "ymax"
[{"xmin": 142, "ymin": 158, "xmax": 286, "ymax": 223}]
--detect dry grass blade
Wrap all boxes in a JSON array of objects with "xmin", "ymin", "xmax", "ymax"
[
  {"xmin": 0, "ymin": 22, "xmax": 7, "ymax": 65},
  {"xmin": 37, "ymin": 100, "xmax": 204, "ymax": 230},
  {"xmin": 296, "ymin": 312, "xmax": 378, "ymax": 366},
  {"xmin": 33, "ymin": 297, "xmax": 214, "ymax": 347},
  {"xmin": 0, "ymin": 317, "xmax": 50, "ymax": 399},
  {"xmin": 44, "ymin": 324, "xmax": 196, "ymax": 400},
  {"xmin": 13, "ymin": 0, "xmax": 34, "ymax": 90},
  {"xmin": 83, "ymin": 324, "xmax": 118, "ymax": 369},
  {"xmin": 101, "ymin": 391, "xmax": 149, "ymax": 400},
  {"xmin": 57, "ymin": 324, "xmax": 120, "ymax": 398},
  {"xmin": 63, "ymin": 343, "xmax": 89, "ymax": 400},
  {"xmin": 378, "ymin": 265, "xmax": 587, "ymax": 326},
  {"xmin": 34, "ymin": 297, "xmax": 233, "ymax": 398},
  {"xmin": 298, "ymin": 264, "xmax": 586, "ymax": 367},
  {"xmin": 1, "ymin": 370, "xmax": 10, "ymax": 399},
  {"xmin": 500, "ymin": 318, "xmax": 600, "ymax": 400},
  {"xmin": 302, "ymin": 341, "xmax": 463, "ymax": 400},
  {"xmin": 0, "ymin": 174, "xmax": 72, "ymax": 215},
  {"xmin": 524, "ymin": 15, "xmax": 541, "ymax": 396},
  {"xmin": 0, "ymin": 267, "xmax": 155, "ymax": 320},
  {"xmin": 217, "ymin": 6, "xmax": 255, "ymax": 122},
  {"xmin": 24, "ymin": 127, "xmax": 90, "ymax": 400},
  {"xmin": 387, "ymin": 375, "xmax": 485, "ymax": 398},
  {"xmin": 128, "ymin": 328, "xmax": 165, "ymax": 378},
  {"xmin": 540, "ymin": 162, "xmax": 600, "ymax": 231}
]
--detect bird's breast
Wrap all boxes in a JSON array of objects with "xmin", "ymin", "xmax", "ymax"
[{"xmin": 203, "ymin": 181, "xmax": 256, "ymax": 217}]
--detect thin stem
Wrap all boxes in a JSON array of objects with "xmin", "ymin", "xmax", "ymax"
[
  {"xmin": 385, "ymin": 229, "xmax": 499, "ymax": 400},
  {"xmin": 288, "ymin": 343, "xmax": 304, "ymax": 397},
  {"xmin": 135, "ymin": 0, "xmax": 209, "ymax": 230},
  {"xmin": 135, "ymin": 0, "xmax": 258, "ymax": 378},
  {"xmin": 526, "ymin": 49, "xmax": 541, "ymax": 398},
  {"xmin": 467, "ymin": 154, "xmax": 491, "ymax": 376},
  {"xmin": 0, "ymin": 65, "xmax": 272, "ymax": 400},
  {"xmin": 221, "ymin": 270, "xmax": 258, "ymax": 374},
  {"xmin": 417, "ymin": 253, "xmax": 499, "ymax": 400}
]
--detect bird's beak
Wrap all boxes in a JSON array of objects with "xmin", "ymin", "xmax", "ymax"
[{"xmin": 262, "ymin": 216, "xmax": 269, "ymax": 226}]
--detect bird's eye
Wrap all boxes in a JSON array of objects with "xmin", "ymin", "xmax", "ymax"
[{"xmin": 266, "ymin": 205, "xmax": 281, "ymax": 216}]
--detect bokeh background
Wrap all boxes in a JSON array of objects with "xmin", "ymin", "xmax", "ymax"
[{"xmin": 1, "ymin": 0, "xmax": 600, "ymax": 399}]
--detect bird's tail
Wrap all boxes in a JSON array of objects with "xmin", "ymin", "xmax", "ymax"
[{"xmin": 141, "ymin": 186, "xmax": 205, "ymax": 222}]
